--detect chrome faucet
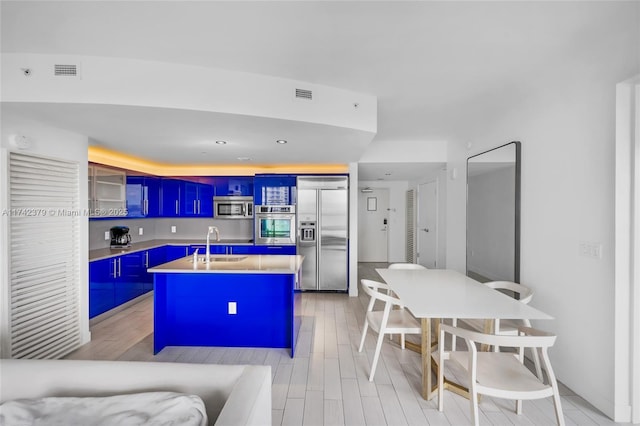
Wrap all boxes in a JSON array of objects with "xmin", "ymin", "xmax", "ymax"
[{"xmin": 205, "ymin": 226, "xmax": 220, "ymax": 263}]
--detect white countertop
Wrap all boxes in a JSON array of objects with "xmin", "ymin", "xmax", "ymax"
[
  {"xmin": 89, "ymin": 239, "xmax": 254, "ymax": 261},
  {"xmin": 149, "ymin": 254, "xmax": 304, "ymax": 274}
]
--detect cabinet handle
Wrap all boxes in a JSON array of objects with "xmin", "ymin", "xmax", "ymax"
[
  {"xmin": 198, "ymin": 199, "xmax": 201, "ymax": 214},
  {"xmin": 112, "ymin": 259, "xmax": 117, "ymax": 278},
  {"xmin": 145, "ymin": 251, "xmax": 149, "ymax": 267},
  {"xmin": 117, "ymin": 258, "xmax": 121, "ymax": 277},
  {"xmin": 193, "ymin": 200, "xmax": 197, "ymax": 213},
  {"xmin": 175, "ymin": 200, "xmax": 179, "ymax": 215},
  {"xmin": 144, "ymin": 199, "xmax": 148, "ymax": 215}
]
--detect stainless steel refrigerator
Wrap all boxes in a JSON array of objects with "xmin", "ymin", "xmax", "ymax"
[{"xmin": 297, "ymin": 176, "xmax": 349, "ymax": 291}]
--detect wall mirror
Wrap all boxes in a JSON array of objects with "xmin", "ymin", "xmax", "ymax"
[{"xmin": 466, "ymin": 141, "xmax": 521, "ymax": 283}]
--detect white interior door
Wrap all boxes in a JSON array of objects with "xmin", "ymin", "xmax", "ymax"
[
  {"xmin": 418, "ymin": 181, "xmax": 438, "ymax": 268},
  {"xmin": 358, "ymin": 188, "xmax": 389, "ymax": 262}
]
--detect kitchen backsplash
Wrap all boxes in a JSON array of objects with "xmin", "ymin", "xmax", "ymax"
[{"xmin": 89, "ymin": 218, "xmax": 253, "ymax": 250}]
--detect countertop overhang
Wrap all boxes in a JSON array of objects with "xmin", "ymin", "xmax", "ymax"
[{"xmin": 148, "ymin": 254, "xmax": 304, "ymax": 274}]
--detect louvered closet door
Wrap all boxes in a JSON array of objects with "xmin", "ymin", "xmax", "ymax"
[
  {"xmin": 406, "ymin": 189, "xmax": 416, "ymax": 263},
  {"xmin": 8, "ymin": 152, "xmax": 82, "ymax": 359}
]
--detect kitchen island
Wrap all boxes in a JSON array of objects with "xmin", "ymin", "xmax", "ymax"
[{"xmin": 148, "ymin": 254, "xmax": 303, "ymax": 357}]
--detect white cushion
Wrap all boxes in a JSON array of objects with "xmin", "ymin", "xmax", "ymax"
[{"xmin": 0, "ymin": 392, "xmax": 207, "ymax": 426}]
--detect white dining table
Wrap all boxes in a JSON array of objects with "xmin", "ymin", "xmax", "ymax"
[{"xmin": 376, "ymin": 268, "xmax": 553, "ymax": 400}]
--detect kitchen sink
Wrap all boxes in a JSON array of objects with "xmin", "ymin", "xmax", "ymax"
[{"xmin": 189, "ymin": 255, "xmax": 248, "ymax": 263}]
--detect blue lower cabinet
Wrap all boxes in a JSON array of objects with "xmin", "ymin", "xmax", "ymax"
[
  {"xmin": 165, "ymin": 245, "xmax": 189, "ymax": 261},
  {"xmin": 250, "ymin": 245, "xmax": 296, "ymax": 255},
  {"xmin": 142, "ymin": 247, "xmax": 166, "ymax": 292},
  {"xmin": 116, "ymin": 252, "xmax": 145, "ymax": 305},
  {"xmin": 89, "ymin": 259, "xmax": 115, "ymax": 318},
  {"xmin": 90, "ymin": 249, "xmax": 162, "ymax": 319},
  {"xmin": 227, "ymin": 245, "xmax": 252, "ymax": 255}
]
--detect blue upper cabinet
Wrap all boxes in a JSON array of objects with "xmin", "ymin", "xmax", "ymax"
[
  {"xmin": 160, "ymin": 178, "xmax": 182, "ymax": 217},
  {"xmin": 126, "ymin": 175, "xmax": 160, "ymax": 218},
  {"xmin": 254, "ymin": 174, "xmax": 297, "ymax": 205},
  {"xmin": 214, "ymin": 176, "xmax": 254, "ymax": 197},
  {"xmin": 182, "ymin": 181, "xmax": 213, "ymax": 217}
]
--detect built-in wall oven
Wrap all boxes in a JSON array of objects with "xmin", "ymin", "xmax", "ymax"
[{"xmin": 254, "ymin": 205, "xmax": 296, "ymax": 245}]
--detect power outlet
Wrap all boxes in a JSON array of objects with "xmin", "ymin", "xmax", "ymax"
[
  {"xmin": 171, "ymin": 226, "xmax": 176, "ymax": 233},
  {"xmin": 228, "ymin": 302, "xmax": 237, "ymax": 315},
  {"xmin": 104, "ymin": 231, "xmax": 110, "ymax": 240},
  {"xmin": 138, "ymin": 227, "xmax": 143, "ymax": 236}
]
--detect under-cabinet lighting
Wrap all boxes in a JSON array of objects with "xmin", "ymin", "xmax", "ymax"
[{"xmin": 88, "ymin": 146, "xmax": 348, "ymax": 176}]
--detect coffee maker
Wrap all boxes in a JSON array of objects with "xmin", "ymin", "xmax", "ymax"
[{"xmin": 110, "ymin": 226, "xmax": 132, "ymax": 248}]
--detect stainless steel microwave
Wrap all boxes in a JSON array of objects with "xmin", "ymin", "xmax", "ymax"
[{"xmin": 213, "ymin": 196, "xmax": 253, "ymax": 219}]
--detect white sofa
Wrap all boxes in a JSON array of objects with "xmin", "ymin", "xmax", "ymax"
[{"xmin": 0, "ymin": 359, "xmax": 271, "ymax": 426}]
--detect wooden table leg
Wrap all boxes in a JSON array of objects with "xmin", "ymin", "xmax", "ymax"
[
  {"xmin": 421, "ymin": 318, "xmax": 469, "ymax": 401},
  {"xmin": 421, "ymin": 317, "xmax": 433, "ymax": 400}
]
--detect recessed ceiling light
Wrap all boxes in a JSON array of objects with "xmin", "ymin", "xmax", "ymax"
[
  {"xmin": 384, "ymin": 172, "xmax": 392, "ymax": 176},
  {"xmin": 215, "ymin": 140, "xmax": 227, "ymax": 145},
  {"xmin": 276, "ymin": 140, "xmax": 287, "ymax": 144},
  {"xmin": 237, "ymin": 157, "xmax": 251, "ymax": 161}
]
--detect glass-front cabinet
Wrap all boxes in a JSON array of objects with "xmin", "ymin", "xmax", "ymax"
[{"xmin": 88, "ymin": 164, "xmax": 127, "ymax": 217}]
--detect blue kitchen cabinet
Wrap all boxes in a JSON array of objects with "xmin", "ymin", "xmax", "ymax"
[
  {"xmin": 89, "ymin": 259, "xmax": 115, "ymax": 318},
  {"xmin": 226, "ymin": 245, "xmax": 252, "ymax": 255},
  {"xmin": 214, "ymin": 176, "xmax": 254, "ymax": 197},
  {"xmin": 115, "ymin": 252, "xmax": 145, "ymax": 305},
  {"xmin": 90, "ymin": 251, "xmax": 152, "ymax": 319},
  {"xmin": 126, "ymin": 175, "xmax": 160, "ymax": 218},
  {"xmin": 160, "ymin": 178, "xmax": 182, "ymax": 217},
  {"xmin": 250, "ymin": 245, "xmax": 296, "ymax": 255},
  {"xmin": 183, "ymin": 181, "xmax": 213, "ymax": 217},
  {"xmin": 141, "ymin": 246, "xmax": 166, "ymax": 292},
  {"xmin": 147, "ymin": 246, "xmax": 166, "ymax": 266},
  {"xmin": 254, "ymin": 174, "xmax": 297, "ymax": 205},
  {"xmin": 165, "ymin": 245, "xmax": 189, "ymax": 261}
]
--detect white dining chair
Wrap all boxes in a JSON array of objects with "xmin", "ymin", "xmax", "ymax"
[
  {"xmin": 358, "ymin": 279, "xmax": 421, "ymax": 381},
  {"xmin": 437, "ymin": 324, "xmax": 565, "ymax": 426},
  {"xmin": 459, "ymin": 281, "xmax": 542, "ymax": 379}
]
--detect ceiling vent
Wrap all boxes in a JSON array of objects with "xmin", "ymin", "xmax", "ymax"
[
  {"xmin": 54, "ymin": 64, "xmax": 78, "ymax": 77},
  {"xmin": 295, "ymin": 88, "xmax": 313, "ymax": 100}
]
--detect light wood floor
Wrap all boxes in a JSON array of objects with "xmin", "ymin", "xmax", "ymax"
[{"xmin": 66, "ymin": 262, "xmax": 627, "ymax": 426}]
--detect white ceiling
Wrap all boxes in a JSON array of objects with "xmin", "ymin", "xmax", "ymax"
[{"xmin": 0, "ymin": 1, "xmax": 618, "ymax": 181}]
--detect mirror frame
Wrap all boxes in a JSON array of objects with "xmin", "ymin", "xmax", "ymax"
[{"xmin": 466, "ymin": 141, "xmax": 521, "ymax": 283}]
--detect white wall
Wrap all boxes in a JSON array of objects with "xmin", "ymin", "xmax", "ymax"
[
  {"xmin": 358, "ymin": 180, "xmax": 408, "ymax": 263},
  {"xmin": 0, "ymin": 112, "xmax": 91, "ymax": 357},
  {"xmin": 444, "ymin": 4, "xmax": 639, "ymax": 417}
]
